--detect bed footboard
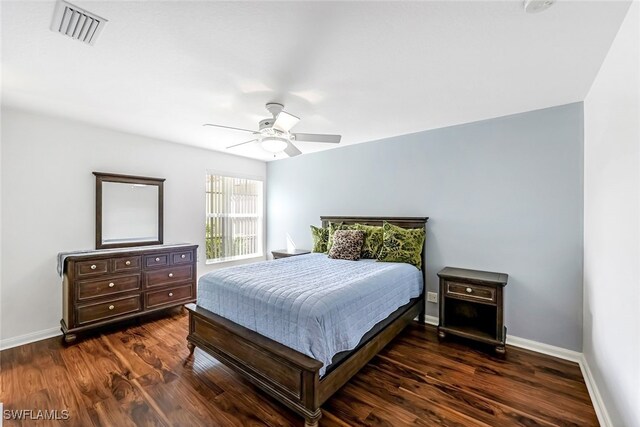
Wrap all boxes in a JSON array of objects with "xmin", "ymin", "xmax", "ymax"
[
  {"xmin": 185, "ymin": 297, "xmax": 422, "ymax": 426},
  {"xmin": 185, "ymin": 304, "xmax": 323, "ymax": 426}
]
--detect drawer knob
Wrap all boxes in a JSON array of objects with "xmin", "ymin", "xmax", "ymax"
[
  {"xmin": 168, "ymin": 273, "xmax": 174, "ymax": 278},
  {"xmin": 108, "ymin": 305, "xmax": 115, "ymax": 310},
  {"xmin": 466, "ymin": 287, "xmax": 473, "ymax": 293},
  {"xmin": 125, "ymin": 260, "xmax": 131, "ymax": 266},
  {"xmin": 155, "ymin": 257, "xmax": 160, "ymax": 262},
  {"xmin": 168, "ymin": 292, "xmax": 174, "ymax": 297},
  {"xmin": 108, "ymin": 282, "xmax": 115, "ymax": 288},
  {"xmin": 181, "ymin": 254, "xmax": 186, "ymax": 259},
  {"xmin": 90, "ymin": 264, "xmax": 97, "ymax": 270}
]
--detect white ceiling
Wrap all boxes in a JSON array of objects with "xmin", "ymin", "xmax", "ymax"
[{"xmin": 1, "ymin": 1, "xmax": 630, "ymax": 161}]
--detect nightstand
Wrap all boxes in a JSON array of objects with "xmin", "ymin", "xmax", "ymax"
[
  {"xmin": 271, "ymin": 249, "xmax": 311, "ymax": 260},
  {"xmin": 437, "ymin": 267, "xmax": 508, "ymax": 354}
]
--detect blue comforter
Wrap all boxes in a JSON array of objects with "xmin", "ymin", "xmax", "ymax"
[{"xmin": 197, "ymin": 253, "xmax": 423, "ymax": 375}]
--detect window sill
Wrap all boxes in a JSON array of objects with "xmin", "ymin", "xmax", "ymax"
[{"xmin": 205, "ymin": 253, "xmax": 265, "ymax": 265}]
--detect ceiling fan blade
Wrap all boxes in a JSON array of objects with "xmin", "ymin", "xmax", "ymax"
[
  {"xmin": 273, "ymin": 111, "xmax": 300, "ymax": 132},
  {"xmin": 226, "ymin": 139, "xmax": 258, "ymax": 149},
  {"xmin": 204, "ymin": 123, "xmax": 257, "ymax": 134},
  {"xmin": 292, "ymin": 133, "xmax": 341, "ymax": 143},
  {"xmin": 284, "ymin": 141, "xmax": 302, "ymax": 157}
]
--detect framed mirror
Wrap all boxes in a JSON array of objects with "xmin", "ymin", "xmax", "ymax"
[{"xmin": 94, "ymin": 172, "xmax": 165, "ymax": 249}]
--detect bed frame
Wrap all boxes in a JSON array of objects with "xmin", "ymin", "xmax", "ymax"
[{"xmin": 185, "ymin": 216, "xmax": 428, "ymax": 426}]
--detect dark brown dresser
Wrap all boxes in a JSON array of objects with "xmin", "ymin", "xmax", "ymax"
[{"xmin": 60, "ymin": 244, "xmax": 198, "ymax": 343}]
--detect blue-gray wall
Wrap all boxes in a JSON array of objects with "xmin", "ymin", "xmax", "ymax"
[{"xmin": 267, "ymin": 102, "xmax": 584, "ymax": 351}]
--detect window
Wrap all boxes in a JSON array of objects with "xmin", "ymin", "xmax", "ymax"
[{"xmin": 205, "ymin": 173, "xmax": 264, "ymax": 263}]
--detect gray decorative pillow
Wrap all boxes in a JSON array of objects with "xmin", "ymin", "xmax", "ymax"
[{"xmin": 328, "ymin": 230, "xmax": 365, "ymax": 261}]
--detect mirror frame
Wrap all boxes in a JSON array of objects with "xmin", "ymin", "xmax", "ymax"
[{"xmin": 94, "ymin": 172, "xmax": 165, "ymax": 249}]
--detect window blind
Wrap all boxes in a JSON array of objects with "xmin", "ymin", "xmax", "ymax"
[{"xmin": 205, "ymin": 174, "xmax": 263, "ymax": 262}]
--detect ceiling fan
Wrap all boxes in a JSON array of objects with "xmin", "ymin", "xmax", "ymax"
[{"xmin": 203, "ymin": 103, "xmax": 341, "ymax": 157}]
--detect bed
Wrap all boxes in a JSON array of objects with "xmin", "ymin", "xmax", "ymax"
[{"xmin": 185, "ymin": 216, "xmax": 428, "ymax": 426}]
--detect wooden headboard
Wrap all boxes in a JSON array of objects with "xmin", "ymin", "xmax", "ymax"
[{"xmin": 320, "ymin": 216, "xmax": 429, "ymax": 230}]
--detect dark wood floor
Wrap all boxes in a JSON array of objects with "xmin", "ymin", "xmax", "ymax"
[{"xmin": 0, "ymin": 309, "xmax": 598, "ymax": 427}]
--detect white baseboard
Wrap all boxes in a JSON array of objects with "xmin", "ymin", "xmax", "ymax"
[
  {"xmin": 424, "ymin": 314, "xmax": 439, "ymax": 326},
  {"xmin": 0, "ymin": 327, "xmax": 62, "ymax": 351},
  {"xmin": 505, "ymin": 334, "xmax": 582, "ymax": 363},
  {"xmin": 421, "ymin": 316, "xmax": 609, "ymax": 426},
  {"xmin": 579, "ymin": 355, "xmax": 613, "ymax": 427}
]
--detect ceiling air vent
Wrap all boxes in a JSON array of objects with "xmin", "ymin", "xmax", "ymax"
[{"xmin": 50, "ymin": 0, "xmax": 108, "ymax": 46}]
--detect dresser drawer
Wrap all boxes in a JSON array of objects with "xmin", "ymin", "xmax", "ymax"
[
  {"xmin": 77, "ymin": 275, "xmax": 141, "ymax": 301},
  {"xmin": 113, "ymin": 256, "xmax": 141, "ymax": 273},
  {"xmin": 145, "ymin": 284, "xmax": 193, "ymax": 309},
  {"xmin": 171, "ymin": 251, "xmax": 193, "ymax": 265},
  {"xmin": 76, "ymin": 259, "xmax": 109, "ymax": 277},
  {"xmin": 446, "ymin": 281, "xmax": 496, "ymax": 304},
  {"xmin": 144, "ymin": 254, "xmax": 169, "ymax": 268},
  {"xmin": 144, "ymin": 264, "xmax": 193, "ymax": 288},
  {"xmin": 76, "ymin": 296, "xmax": 141, "ymax": 325}
]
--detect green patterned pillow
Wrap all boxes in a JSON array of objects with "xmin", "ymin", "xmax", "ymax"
[
  {"xmin": 353, "ymin": 223, "xmax": 384, "ymax": 259},
  {"xmin": 377, "ymin": 221, "xmax": 425, "ymax": 269},
  {"xmin": 310, "ymin": 225, "xmax": 329, "ymax": 253}
]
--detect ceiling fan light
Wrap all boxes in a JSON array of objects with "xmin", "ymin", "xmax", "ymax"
[{"xmin": 261, "ymin": 136, "xmax": 288, "ymax": 153}]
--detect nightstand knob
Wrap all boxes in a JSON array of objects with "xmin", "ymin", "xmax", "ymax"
[
  {"xmin": 108, "ymin": 305, "xmax": 115, "ymax": 310},
  {"xmin": 181, "ymin": 254, "xmax": 186, "ymax": 259},
  {"xmin": 125, "ymin": 260, "xmax": 131, "ymax": 266},
  {"xmin": 108, "ymin": 282, "xmax": 115, "ymax": 288},
  {"xmin": 90, "ymin": 264, "xmax": 97, "ymax": 270},
  {"xmin": 168, "ymin": 273, "xmax": 174, "ymax": 278},
  {"xmin": 168, "ymin": 292, "xmax": 174, "ymax": 297},
  {"xmin": 466, "ymin": 287, "xmax": 473, "ymax": 293},
  {"xmin": 155, "ymin": 257, "xmax": 160, "ymax": 262}
]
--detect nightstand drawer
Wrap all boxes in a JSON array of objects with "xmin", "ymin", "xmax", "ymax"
[{"xmin": 446, "ymin": 281, "xmax": 496, "ymax": 303}]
